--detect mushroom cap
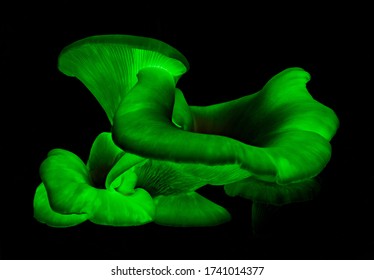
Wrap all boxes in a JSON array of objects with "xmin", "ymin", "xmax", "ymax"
[
  {"xmin": 34, "ymin": 133, "xmax": 155, "ymax": 227},
  {"xmin": 58, "ymin": 34, "xmax": 189, "ymax": 123},
  {"xmin": 113, "ymin": 67, "xmax": 339, "ymax": 185}
]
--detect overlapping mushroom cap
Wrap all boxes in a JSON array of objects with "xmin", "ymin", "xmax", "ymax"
[
  {"xmin": 113, "ymin": 66, "xmax": 339, "ymax": 185},
  {"xmin": 34, "ymin": 132, "xmax": 154, "ymax": 227},
  {"xmin": 44, "ymin": 34, "xmax": 339, "ymax": 228},
  {"xmin": 58, "ymin": 35, "xmax": 340, "ymax": 185},
  {"xmin": 34, "ymin": 132, "xmax": 234, "ymax": 227}
]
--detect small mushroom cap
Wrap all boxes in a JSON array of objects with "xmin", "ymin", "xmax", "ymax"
[{"xmin": 58, "ymin": 34, "xmax": 189, "ymax": 123}]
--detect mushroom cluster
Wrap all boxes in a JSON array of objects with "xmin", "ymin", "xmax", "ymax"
[{"xmin": 33, "ymin": 35, "xmax": 339, "ymax": 230}]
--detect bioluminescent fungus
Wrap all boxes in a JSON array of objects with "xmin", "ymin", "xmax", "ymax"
[
  {"xmin": 34, "ymin": 132, "xmax": 233, "ymax": 227},
  {"xmin": 114, "ymin": 65, "xmax": 338, "ymax": 230},
  {"xmin": 57, "ymin": 34, "xmax": 189, "ymax": 125},
  {"xmin": 34, "ymin": 34, "xmax": 339, "ymax": 230},
  {"xmin": 114, "ymin": 66, "xmax": 339, "ymax": 184},
  {"xmin": 55, "ymin": 35, "xmax": 238, "ymax": 227},
  {"xmin": 34, "ymin": 132, "xmax": 154, "ymax": 227}
]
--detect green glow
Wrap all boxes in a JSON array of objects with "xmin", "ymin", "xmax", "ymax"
[
  {"xmin": 171, "ymin": 88, "xmax": 194, "ymax": 130},
  {"xmin": 34, "ymin": 34, "xmax": 339, "ymax": 229},
  {"xmin": 34, "ymin": 183, "xmax": 89, "ymax": 227},
  {"xmin": 34, "ymin": 133, "xmax": 155, "ymax": 227},
  {"xmin": 113, "ymin": 66, "xmax": 338, "ymax": 185},
  {"xmin": 58, "ymin": 35, "xmax": 189, "ymax": 124},
  {"xmin": 153, "ymin": 192, "xmax": 231, "ymax": 227}
]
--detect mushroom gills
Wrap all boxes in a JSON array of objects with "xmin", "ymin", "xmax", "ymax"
[{"xmin": 133, "ymin": 159, "xmax": 231, "ymax": 227}]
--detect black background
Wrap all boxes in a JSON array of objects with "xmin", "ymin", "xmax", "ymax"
[{"xmin": 2, "ymin": 4, "xmax": 373, "ymax": 260}]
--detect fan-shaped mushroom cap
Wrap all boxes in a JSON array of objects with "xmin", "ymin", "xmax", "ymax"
[
  {"xmin": 58, "ymin": 34, "xmax": 189, "ymax": 123},
  {"xmin": 113, "ymin": 67, "xmax": 339, "ymax": 185}
]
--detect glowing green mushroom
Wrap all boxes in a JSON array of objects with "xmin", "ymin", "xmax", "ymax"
[
  {"xmin": 33, "ymin": 132, "xmax": 154, "ymax": 227},
  {"xmin": 33, "ymin": 132, "xmax": 233, "ymax": 227},
  {"xmin": 56, "ymin": 35, "xmax": 339, "ymax": 228},
  {"xmin": 57, "ymin": 35, "xmax": 237, "ymax": 227},
  {"xmin": 58, "ymin": 34, "xmax": 189, "ymax": 124},
  {"xmin": 112, "ymin": 66, "xmax": 339, "ymax": 228},
  {"xmin": 114, "ymin": 67, "xmax": 339, "ymax": 184}
]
